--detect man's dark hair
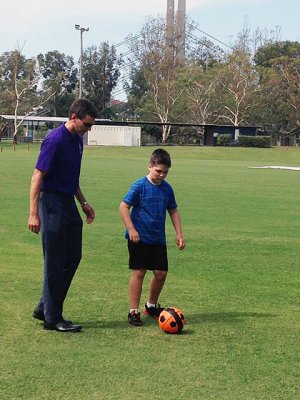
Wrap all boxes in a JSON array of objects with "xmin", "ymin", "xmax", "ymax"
[
  {"xmin": 68, "ymin": 99, "xmax": 97, "ymax": 119},
  {"xmin": 149, "ymin": 148, "xmax": 171, "ymax": 168}
]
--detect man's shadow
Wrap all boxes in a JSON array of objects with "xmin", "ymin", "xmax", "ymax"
[{"xmin": 78, "ymin": 311, "xmax": 276, "ymax": 333}]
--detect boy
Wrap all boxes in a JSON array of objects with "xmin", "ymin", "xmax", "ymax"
[{"xmin": 119, "ymin": 148, "xmax": 185, "ymax": 326}]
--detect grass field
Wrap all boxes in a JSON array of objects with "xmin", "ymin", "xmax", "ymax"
[{"xmin": 0, "ymin": 144, "xmax": 299, "ymax": 399}]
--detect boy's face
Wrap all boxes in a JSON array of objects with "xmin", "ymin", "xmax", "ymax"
[{"xmin": 148, "ymin": 163, "xmax": 169, "ymax": 185}]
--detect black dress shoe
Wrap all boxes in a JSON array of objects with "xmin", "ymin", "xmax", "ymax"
[
  {"xmin": 33, "ymin": 310, "xmax": 45, "ymax": 321},
  {"xmin": 33, "ymin": 310, "xmax": 72, "ymax": 324},
  {"xmin": 44, "ymin": 320, "xmax": 82, "ymax": 332}
]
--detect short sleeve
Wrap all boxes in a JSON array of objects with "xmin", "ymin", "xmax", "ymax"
[
  {"xmin": 35, "ymin": 137, "xmax": 57, "ymax": 173},
  {"xmin": 123, "ymin": 181, "xmax": 141, "ymax": 207}
]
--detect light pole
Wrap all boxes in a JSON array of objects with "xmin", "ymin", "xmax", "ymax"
[{"xmin": 75, "ymin": 24, "xmax": 89, "ymax": 98}]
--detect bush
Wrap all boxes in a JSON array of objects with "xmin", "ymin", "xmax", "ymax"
[
  {"xmin": 238, "ymin": 135, "xmax": 271, "ymax": 148},
  {"xmin": 216, "ymin": 134, "xmax": 232, "ymax": 146}
]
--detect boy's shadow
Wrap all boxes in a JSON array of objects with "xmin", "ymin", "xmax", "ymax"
[
  {"xmin": 181, "ymin": 311, "xmax": 276, "ymax": 335},
  {"xmin": 189, "ymin": 311, "xmax": 276, "ymax": 323}
]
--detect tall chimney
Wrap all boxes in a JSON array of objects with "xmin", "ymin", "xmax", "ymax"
[
  {"xmin": 165, "ymin": 0, "xmax": 175, "ymax": 60},
  {"xmin": 176, "ymin": 0, "xmax": 186, "ymax": 65}
]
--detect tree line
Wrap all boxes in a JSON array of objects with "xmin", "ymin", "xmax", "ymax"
[{"xmin": 0, "ymin": 17, "xmax": 299, "ymax": 144}]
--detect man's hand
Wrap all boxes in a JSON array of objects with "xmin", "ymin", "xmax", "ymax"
[
  {"xmin": 82, "ymin": 203, "xmax": 95, "ymax": 224},
  {"xmin": 28, "ymin": 213, "xmax": 41, "ymax": 234}
]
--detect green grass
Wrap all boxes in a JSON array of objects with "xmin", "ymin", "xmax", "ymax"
[{"xmin": 0, "ymin": 144, "xmax": 299, "ymax": 399}]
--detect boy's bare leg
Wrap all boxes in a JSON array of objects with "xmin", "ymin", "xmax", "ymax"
[
  {"xmin": 148, "ymin": 270, "xmax": 168, "ymax": 304},
  {"xmin": 129, "ymin": 269, "xmax": 147, "ymax": 309}
]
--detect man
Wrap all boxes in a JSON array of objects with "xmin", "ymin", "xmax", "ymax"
[{"xmin": 28, "ymin": 99, "xmax": 97, "ymax": 332}]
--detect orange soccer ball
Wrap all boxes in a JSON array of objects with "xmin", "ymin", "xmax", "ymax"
[{"xmin": 158, "ymin": 307, "xmax": 185, "ymax": 334}]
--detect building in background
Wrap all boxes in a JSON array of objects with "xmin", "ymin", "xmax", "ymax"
[
  {"xmin": 0, "ymin": 115, "xmax": 141, "ymax": 147},
  {"xmin": 86, "ymin": 125, "xmax": 141, "ymax": 146}
]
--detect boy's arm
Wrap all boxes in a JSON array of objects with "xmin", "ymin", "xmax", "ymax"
[
  {"xmin": 119, "ymin": 201, "xmax": 140, "ymax": 243},
  {"xmin": 168, "ymin": 208, "xmax": 185, "ymax": 250}
]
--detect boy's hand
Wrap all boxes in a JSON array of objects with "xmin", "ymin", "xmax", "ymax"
[
  {"xmin": 128, "ymin": 227, "xmax": 140, "ymax": 243},
  {"xmin": 176, "ymin": 236, "xmax": 185, "ymax": 250}
]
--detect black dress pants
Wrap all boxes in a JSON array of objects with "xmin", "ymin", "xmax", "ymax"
[{"xmin": 36, "ymin": 191, "xmax": 83, "ymax": 323}]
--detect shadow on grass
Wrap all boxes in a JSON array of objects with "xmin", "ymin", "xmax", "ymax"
[
  {"xmin": 180, "ymin": 311, "xmax": 277, "ymax": 335},
  {"xmin": 78, "ymin": 316, "xmax": 158, "ymax": 330},
  {"xmin": 188, "ymin": 311, "xmax": 276, "ymax": 324},
  {"xmin": 78, "ymin": 311, "xmax": 276, "ymax": 332}
]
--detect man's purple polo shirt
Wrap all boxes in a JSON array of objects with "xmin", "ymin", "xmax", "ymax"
[{"xmin": 36, "ymin": 124, "xmax": 83, "ymax": 195}]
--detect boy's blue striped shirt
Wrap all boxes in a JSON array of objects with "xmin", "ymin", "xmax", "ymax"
[{"xmin": 123, "ymin": 176, "xmax": 177, "ymax": 244}]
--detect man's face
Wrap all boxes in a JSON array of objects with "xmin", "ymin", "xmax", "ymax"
[
  {"xmin": 148, "ymin": 163, "xmax": 169, "ymax": 184},
  {"xmin": 72, "ymin": 114, "xmax": 95, "ymax": 136}
]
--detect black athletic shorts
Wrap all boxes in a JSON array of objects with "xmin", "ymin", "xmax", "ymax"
[{"xmin": 127, "ymin": 240, "xmax": 168, "ymax": 271}]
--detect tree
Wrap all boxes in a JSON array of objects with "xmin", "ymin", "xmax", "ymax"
[
  {"xmin": 82, "ymin": 43, "xmax": 122, "ymax": 118},
  {"xmin": 255, "ymin": 41, "xmax": 300, "ymax": 144},
  {"xmin": 254, "ymin": 40, "xmax": 300, "ymax": 67},
  {"xmin": 124, "ymin": 66, "xmax": 149, "ymax": 120},
  {"xmin": 178, "ymin": 64, "xmax": 219, "ymax": 125},
  {"xmin": 0, "ymin": 49, "xmax": 55, "ymax": 143},
  {"xmin": 0, "ymin": 67, "xmax": 15, "ymax": 136},
  {"xmin": 126, "ymin": 16, "xmax": 186, "ymax": 142},
  {"xmin": 210, "ymin": 24, "xmax": 280, "ymax": 128},
  {"xmin": 37, "ymin": 50, "xmax": 77, "ymax": 116},
  {"xmin": 185, "ymin": 18, "xmax": 225, "ymax": 70},
  {"xmin": 213, "ymin": 48, "xmax": 261, "ymax": 126}
]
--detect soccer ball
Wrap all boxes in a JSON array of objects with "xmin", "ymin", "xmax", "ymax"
[{"xmin": 158, "ymin": 307, "xmax": 185, "ymax": 334}]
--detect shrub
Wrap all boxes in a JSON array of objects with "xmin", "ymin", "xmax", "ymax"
[
  {"xmin": 238, "ymin": 135, "xmax": 271, "ymax": 148},
  {"xmin": 216, "ymin": 134, "xmax": 232, "ymax": 146}
]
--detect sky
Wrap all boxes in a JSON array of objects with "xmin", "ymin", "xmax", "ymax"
[
  {"xmin": 1, "ymin": 0, "xmax": 299, "ymax": 99},
  {"xmin": 1, "ymin": 0, "xmax": 299, "ymax": 58}
]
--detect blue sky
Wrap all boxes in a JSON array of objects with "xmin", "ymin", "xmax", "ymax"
[
  {"xmin": 1, "ymin": 0, "xmax": 299, "ymax": 59},
  {"xmin": 1, "ymin": 0, "xmax": 298, "ymax": 100}
]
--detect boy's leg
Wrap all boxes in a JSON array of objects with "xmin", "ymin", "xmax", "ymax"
[
  {"xmin": 128, "ymin": 269, "xmax": 146, "ymax": 326},
  {"xmin": 144, "ymin": 270, "xmax": 167, "ymax": 318},
  {"xmin": 148, "ymin": 270, "xmax": 167, "ymax": 305},
  {"xmin": 144, "ymin": 243, "xmax": 168, "ymax": 319},
  {"xmin": 129, "ymin": 269, "xmax": 147, "ymax": 309}
]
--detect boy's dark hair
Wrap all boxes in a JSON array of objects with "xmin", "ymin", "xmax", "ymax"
[
  {"xmin": 149, "ymin": 148, "xmax": 171, "ymax": 168},
  {"xmin": 68, "ymin": 99, "xmax": 97, "ymax": 119}
]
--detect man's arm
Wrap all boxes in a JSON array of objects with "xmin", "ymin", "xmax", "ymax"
[
  {"xmin": 28, "ymin": 169, "xmax": 45, "ymax": 234},
  {"xmin": 119, "ymin": 201, "xmax": 140, "ymax": 243},
  {"xmin": 75, "ymin": 187, "xmax": 95, "ymax": 224},
  {"xmin": 168, "ymin": 208, "xmax": 185, "ymax": 250}
]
